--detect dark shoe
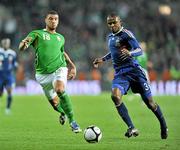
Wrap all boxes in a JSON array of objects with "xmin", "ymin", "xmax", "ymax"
[
  {"xmin": 125, "ymin": 128, "xmax": 139, "ymax": 138},
  {"xmin": 59, "ymin": 114, "xmax": 66, "ymax": 125},
  {"xmin": 161, "ymin": 127, "xmax": 168, "ymax": 139}
]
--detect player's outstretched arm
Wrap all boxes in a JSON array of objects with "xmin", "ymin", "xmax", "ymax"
[
  {"xmin": 93, "ymin": 52, "xmax": 111, "ymax": 68},
  {"xmin": 64, "ymin": 52, "xmax": 76, "ymax": 80}
]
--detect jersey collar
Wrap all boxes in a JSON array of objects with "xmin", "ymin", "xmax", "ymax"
[
  {"xmin": 112, "ymin": 27, "xmax": 124, "ymax": 36},
  {"xmin": 43, "ymin": 28, "xmax": 57, "ymax": 34}
]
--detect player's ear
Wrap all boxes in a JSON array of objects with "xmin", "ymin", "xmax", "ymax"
[
  {"xmin": 45, "ymin": 15, "xmax": 49, "ymax": 23},
  {"xmin": 45, "ymin": 17, "xmax": 47, "ymax": 24}
]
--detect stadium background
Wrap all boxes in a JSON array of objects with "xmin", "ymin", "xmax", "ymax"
[
  {"xmin": 0, "ymin": 0, "xmax": 180, "ymax": 93},
  {"xmin": 0, "ymin": 1, "xmax": 180, "ymax": 150}
]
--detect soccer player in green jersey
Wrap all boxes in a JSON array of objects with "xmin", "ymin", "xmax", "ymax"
[{"xmin": 19, "ymin": 10, "xmax": 81, "ymax": 133}]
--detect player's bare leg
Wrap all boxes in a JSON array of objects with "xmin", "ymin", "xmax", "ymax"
[{"xmin": 111, "ymin": 88, "xmax": 139, "ymax": 138}]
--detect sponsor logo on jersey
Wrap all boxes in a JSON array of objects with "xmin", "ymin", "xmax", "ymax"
[{"xmin": 57, "ymin": 36, "xmax": 61, "ymax": 41}]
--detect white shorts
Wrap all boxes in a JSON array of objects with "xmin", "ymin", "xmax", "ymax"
[{"xmin": 35, "ymin": 67, "xmax": 68, "ymax": 100}]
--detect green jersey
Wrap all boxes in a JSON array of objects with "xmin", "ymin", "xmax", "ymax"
[
  {"xmin": 136, "ymin": 52, "xmax": 148, "ymax": 69},
  {"xmin": 26, "ymin": 29, "xmax": 66, "ymax": 74}
]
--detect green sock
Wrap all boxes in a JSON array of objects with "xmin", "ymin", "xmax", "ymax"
[
  {"xmin": 58, "ymin": 91, "xmax": 74, "ymax": 123},
  {"xmin": 56, "ymin": 103, "xmax": 65, "ymax": 115},
  {"xmin": 49, "ymin": 100, "xmax": 65, "ymax": 115}
]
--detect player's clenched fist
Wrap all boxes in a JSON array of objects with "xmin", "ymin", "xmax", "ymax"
[{"xmin": 93, "ymin": 58, "xmax": 103, "ymax": 68}]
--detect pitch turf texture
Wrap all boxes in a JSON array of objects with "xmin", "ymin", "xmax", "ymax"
[{"xmin": 0, "ymin": 94, "xmax": 179, "ymax": 150}]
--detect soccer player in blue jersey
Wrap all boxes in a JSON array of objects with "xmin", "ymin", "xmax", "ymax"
[
  {"xmin": 93, "ymin": 13, "xmax": 168, "ymax": 139},
  {"xmin": 0, "ymin": 38, "xmax": 18, "ymax": 114}
]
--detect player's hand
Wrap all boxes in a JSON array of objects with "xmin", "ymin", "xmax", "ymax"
[
  {"xmin": 67, "ymin": 66, "xmax": 76, "ymax": 80},
  {"xmin": 120, "ymin": 48, "xmax": 131, "ymax": 61},
  {"xmin": 93, "ymin": 58, "xmax": 103, "ymax": 68}
]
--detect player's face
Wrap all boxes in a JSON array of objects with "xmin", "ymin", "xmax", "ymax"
[
  {"xmin": 1, "ymin": 39, "xmax": 10, "ymax": 50},
  {"xmin": 45, "ymin": 14, "xmax": 59, "ymax": 30},
  {"xmin": 107, "ymin": 16, "xmax": 121, "ymax": 33}
]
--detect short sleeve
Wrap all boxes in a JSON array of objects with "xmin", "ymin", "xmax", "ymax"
[{"xmin": 26, "ymin": 31, "xmax": 38, "ymax": 46}]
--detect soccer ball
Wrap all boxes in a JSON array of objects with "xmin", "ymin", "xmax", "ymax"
[{"xmin": 84, "ymin": 125, "xmax": 102, "ymax": 143}]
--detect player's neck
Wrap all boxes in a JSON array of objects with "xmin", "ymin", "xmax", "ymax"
[
  {"xmin": 112, "ymin": 27, "xmax": 123, "ymax": 35},
  {"xmin": 45, "ymin": 27, "xmax": 56, "ymax": 34}
]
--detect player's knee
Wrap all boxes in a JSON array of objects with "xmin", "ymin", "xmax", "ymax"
[
  {"xmin": 148, "ymin": 101, "xmax": 156, "ymax": 111},
  {"xmin": 54, "ymin": 81, "xmax": 65, "ymax": 94},
  {"xmin": 49, "ymin": 99, "xmax": 59, "ymax": 110},
  {"xmin": 111, "ymin": 95, "xmax": 121, "ymax": 106}
]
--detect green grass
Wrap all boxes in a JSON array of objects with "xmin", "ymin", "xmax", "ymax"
[{"xmin": 0, "ymin": 94, "xmax": 180, "ymax": 150}]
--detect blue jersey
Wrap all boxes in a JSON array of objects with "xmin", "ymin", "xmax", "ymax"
[
  {"xmin": 103, "ymin": 27, "xmax": 142, "ymax": 73},
  {"xmin": 0, "ymin": 47, "xmax": 18, "ymax": 89},
  {"xmin": 103, "ymin": 27, "xmax": 151, "ymax": 98},
  {"xmin": 0, "ymin": 48, "xmax": 17, "ymax": 73}
]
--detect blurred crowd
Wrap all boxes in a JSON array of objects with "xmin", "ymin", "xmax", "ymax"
[{"xmin": 0, "ymin": 0, "xmax": 180, "ymax": 88}]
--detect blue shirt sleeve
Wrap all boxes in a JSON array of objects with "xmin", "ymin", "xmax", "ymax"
[
  {"xmin": 128, "ymin": 38, "xmax": 142, "ymax": 57},
  {"xmin": 123, "ymin": 31, "xmax": 142, "ymax": 57},
  {"xmin": 102, "ymin": 52, "xmax": 111, "ymax": 61}
]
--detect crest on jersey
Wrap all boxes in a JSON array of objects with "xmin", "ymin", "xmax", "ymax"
[
  {"xmin": 57, "ymin": 36, "xmax": 61, "ymax": 41},
  {"xmin": 115, "ymin": 37, "xmax": 121, "ymax": 47}
]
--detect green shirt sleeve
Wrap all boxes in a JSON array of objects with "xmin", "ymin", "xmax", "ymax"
[
  {"xmin": 135, "ymin": 52, "xmax": 148, "ymax": 69},
  {"xmin": 26, "ymin": 31, "xmax": 38, "ymax": 47}
]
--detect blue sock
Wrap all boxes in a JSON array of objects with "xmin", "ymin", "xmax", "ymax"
[
  {"xmin": 153, "ymin": 105, "xmax": 167, "ymax": 128},
  {"xmin": 7, "ymin": 95, "xmax": 12, "ymax": 109},
  {"xmin": 116, "ymin": 103, "xmax": 135, "ymax": 129}
]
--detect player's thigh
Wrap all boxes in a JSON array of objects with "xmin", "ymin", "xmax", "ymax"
[
  {"xmin": 53, "ymin": 67, "xmax": 68, "ymax": 91},
  {"xmin": 35, "ymin": 73, "xmax": 57, "ymax": 100},
  {"xmin": 112, "ymin": 75, "xmax": 130, "ymax": 95},
  {"xmin": 142, "ymin": 68, "xmax": 150, "ymax": 83},
  {"xmin": 130, "ymin": 69, "xmax": 152, "ymax": 97}
]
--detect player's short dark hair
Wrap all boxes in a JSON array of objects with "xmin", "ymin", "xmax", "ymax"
[
  {"xmin": 107, "ymin": 12, "xmax": 121, "ymax": 22},
  {"xmin": 45, "ymin": 10, "xmax": 59, "ymax": 17},
  {"xmin": 107, "ymin": 12, "xmax": 118, "ymax": 18}
]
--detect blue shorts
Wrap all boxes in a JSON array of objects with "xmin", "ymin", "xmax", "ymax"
[
  {"xmin": 112, "ymin": 65, "xmax": 152, "ymax": 98},
  {"xmin": 0, "ymin": 74, "xmax": 15, "ymax": 92}
]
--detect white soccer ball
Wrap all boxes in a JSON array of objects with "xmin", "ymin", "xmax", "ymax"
[{"xmin": 84, "ymin": 125, "xmax": 102, "ymax": 143}]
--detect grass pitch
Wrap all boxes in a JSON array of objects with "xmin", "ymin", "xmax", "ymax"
[{"xmin": 0, "ymin": 93, "xmax": 179, "ymax": 150}]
